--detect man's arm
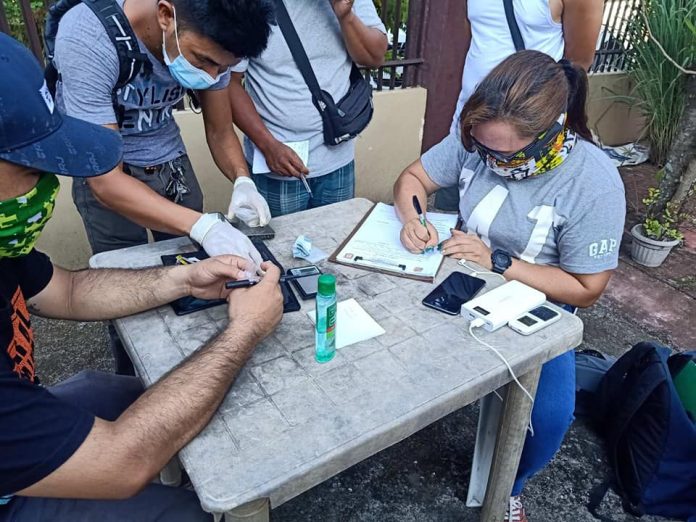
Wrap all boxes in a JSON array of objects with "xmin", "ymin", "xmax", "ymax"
[
  {"xmin": 86, "ymin": 125, "xmax": 201, "ymax": 236},
  {"xmin": 198, "ymin": 87, "xmax": 252, "ymax": 183},
  {"xmin": 228, "ymin": 72, "xmax": 309, "ymax": 178},
  {"xmin": 18, "ymin": 265, "xmax": 284, "ymax": 499},
  {"xmin": 26, "ymin": 255, "xmax": 255, "ymax": 321},
  {"xmin": 332, "ymin": 1, "xmax": 387, "ymax": 67},
  {"xmin": 562, "ymin": 0, "xmax": 604, "ymax": 70}
]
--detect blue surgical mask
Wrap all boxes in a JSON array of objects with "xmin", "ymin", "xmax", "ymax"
[{"xmin": 162, "ymin": 6, "xmax": 225, "ymax": 90}]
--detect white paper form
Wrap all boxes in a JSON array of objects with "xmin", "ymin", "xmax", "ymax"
[
  {"xmin": 335, "ymin": 202, "xmax": 458, "ymax": 279},
  {"xmin": 307, "ymin": 298, "xmax": 385, "ymax": 349},
  {"xmin": 252, "ymin": 141, "xmax": 310, "ymax": 174}
]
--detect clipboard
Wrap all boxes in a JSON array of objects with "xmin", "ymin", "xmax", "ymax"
[{"xmin": 329, "ymin": 203, "xmax": 455, "ymax": 283}]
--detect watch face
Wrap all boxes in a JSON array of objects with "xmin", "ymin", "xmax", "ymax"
[
  {"xmin": 494, "ymin": 251, "xmax": 509, "ymax": 266},
  {"xmin": 493, "ymin": 251, "xmax": 511, "ymax": 272}
]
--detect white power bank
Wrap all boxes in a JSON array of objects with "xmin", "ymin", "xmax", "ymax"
[{"xmin": 461, "ymin": 280, "xmax": 546, "ymax": 332}]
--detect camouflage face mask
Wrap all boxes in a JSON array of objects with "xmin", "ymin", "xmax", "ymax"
[{"xmin": 0, "ymin": 173, "xmax": 60, "ymax": 258}]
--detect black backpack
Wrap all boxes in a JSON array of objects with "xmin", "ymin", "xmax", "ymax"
[
  {"xmin": 43, "ymin": 0, "xmax": 151, "ymax": 127},
  {"xmin": 588, "ymin": 342, "xmax": 696, "ymax": 520}
]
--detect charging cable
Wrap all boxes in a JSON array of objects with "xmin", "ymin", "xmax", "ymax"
[
  {"xmin": 457, "ymin": 259, "xmax": 506, "ymax": 282},
  {"xmin": 469, "ymin": 318, "xmax": 535, "ymax": 435}
]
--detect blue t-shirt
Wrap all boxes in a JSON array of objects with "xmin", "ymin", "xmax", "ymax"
[{"xmin": 0, "ymin": 250, "xmax": 94, "ymax": 497}]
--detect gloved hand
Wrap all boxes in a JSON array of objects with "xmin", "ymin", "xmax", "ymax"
[
  {"xmin": 190, "ymin": 213, "xmax": 264, "ymax": 269},
  {"xmin": 227, "ymin": 177, "xmax": 271, "ymax": 227}
]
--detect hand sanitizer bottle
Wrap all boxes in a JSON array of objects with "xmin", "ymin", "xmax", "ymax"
[{"xmin": 315, "ymin": 274, "xmax": 337, "ymax": 363}]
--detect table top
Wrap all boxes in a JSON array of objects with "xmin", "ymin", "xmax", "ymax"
[{"xmin": 90, "ymin": 198, "xmax": 583, "ymax": 513}]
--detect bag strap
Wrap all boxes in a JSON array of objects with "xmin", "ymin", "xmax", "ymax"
[
  {"xmin": 44, "ymin": 0, "xmax": 149, "ymax": 89},
  {"xmin": 82, "ymin": 0, "xmax": 150, "ymax": 88},
  {"xmin": 502, "ymin": 0, "xmax": 526, "ymax": 52},
  {"xmin": 273, "ymin": 0, "xmax": 325, "ymax": 104},
  {"xmin": 597, "ymin": 341, "xmax": 665, "ymax": 421}
]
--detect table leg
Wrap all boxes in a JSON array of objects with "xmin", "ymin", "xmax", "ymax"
[
  {"xmin": 466, "ymin": 392, "xmax": 503, "ymax": 507},
  {"xmin": 224, "ymin": 498, "xmax": 270, "ymax": 522},
  {"xmin": 480, "ymin": 367, "xmax": 541, "ymax": 522}
]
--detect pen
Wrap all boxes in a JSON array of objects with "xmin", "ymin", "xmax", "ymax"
[
  {"xmin": 412, "ymin": 195, "xmax": 434, "ymax": 253},
  {"xmin": 225, "ymin": 272, "xmax": 316, "ymax": 289},
  {"xmin": 353, "ymin": 255, "xmax": 406, "ymax": 271},
  {"xmin": 299, "ymin": 173, "xmax": 313, "ymax": 196}
]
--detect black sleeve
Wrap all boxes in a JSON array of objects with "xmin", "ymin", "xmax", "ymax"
[
  {"xmin": 14, "ymin": 250, "xmax": 54, "ymax": 300},
  {"xmin": 0, "ymin": 374, "xmax": 94, "ymax": 496}
]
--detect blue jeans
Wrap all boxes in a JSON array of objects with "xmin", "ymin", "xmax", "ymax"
[
  {"xmin": 0, "ymin": 371, "xmax": 212, "ymax": 522},
  {"xmin": 512, "ymin": 305, "xmax": 577, "ymax": 495},
  {"xmin": 253, "ymin": 161, "xmax": 355, "ymax": 217}
]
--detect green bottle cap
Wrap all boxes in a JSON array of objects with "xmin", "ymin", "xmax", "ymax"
[{"xmin": 317, "ymin": 274, "xmax": 336, "ymax": 296}]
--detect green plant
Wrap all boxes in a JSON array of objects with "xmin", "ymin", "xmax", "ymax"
[
  {"xmin": 641, "ymin": 187, "xmax": 685, "ymax": 241},
  {"xmin": 626, "ymin": 0, "xmax": 696, "ymax": 165},
  {"xmin": 4, "ymin": 0, "xmax": 46, "ymax": 48}
]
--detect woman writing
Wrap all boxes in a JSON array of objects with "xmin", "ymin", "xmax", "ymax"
[{"xmin": 393, "ymin": 50, "xmax": 625, "ymax": 521}]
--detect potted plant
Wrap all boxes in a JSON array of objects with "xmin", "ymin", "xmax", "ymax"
[{"xmin": 631, "ymin": 187, "xmax": 684, "ymax": 267}]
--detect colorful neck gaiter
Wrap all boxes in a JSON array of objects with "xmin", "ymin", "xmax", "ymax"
[
  {"xmin": 477, "ymin": 113, "xmax": 578, "ymax": 181},
  {"xmin": 0, "ymin": 173, "xmax": 60, "ymax": 258}
]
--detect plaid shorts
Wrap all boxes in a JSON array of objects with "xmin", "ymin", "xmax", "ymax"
[{"xmin": 253, "ymin": 161, "xmax": 355, "ymax": 217}]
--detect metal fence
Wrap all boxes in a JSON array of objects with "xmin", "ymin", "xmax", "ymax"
[
  {"xmin": 1, "ymin": 0, "xmax": 640, "ymax": 87},
  {"xmin": 591, "ymin": 0, "xmax": 642, "ymax": 73}
]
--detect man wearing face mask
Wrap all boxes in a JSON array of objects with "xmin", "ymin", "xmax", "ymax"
[
  {"xmin": 51, "ymin": 0, "xmax": 273, "ymax": 259},
  {"xmin": 52, "ymin": 0, "xmax": 275, "ymax": 374},
  {"xmin": 0, "ymin": 34, "xmax": 283, "ymax": 521}
]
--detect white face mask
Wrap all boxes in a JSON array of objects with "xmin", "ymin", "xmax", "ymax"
[{"xmin": 161, "ymin": 5, "xmax": 227, "ymax": 90}]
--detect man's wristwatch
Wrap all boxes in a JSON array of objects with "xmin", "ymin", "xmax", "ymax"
[{"xmin": 491, "ymin": 249, "xmax": 513, "ymax": 274}]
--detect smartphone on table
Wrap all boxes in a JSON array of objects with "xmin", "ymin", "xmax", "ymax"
[
  {"xmin": 422, "ymin": 272, "xmax": 487, "ymax": 316},
  {"xmin": 287, "ymin": 265, "xmax": 322, "ymax": 300},
  {"xmin": 508, "ymin": 305, "xmax": 561, "ymax": 335}
]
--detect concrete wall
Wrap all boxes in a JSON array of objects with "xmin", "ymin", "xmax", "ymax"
[
  {"xmin": 36, "ymin": 87, "xmax": 428, "ymax": 269},
  {"xmin": 587, "ymin": 72, "xmax": 645, "ymax": 146}
]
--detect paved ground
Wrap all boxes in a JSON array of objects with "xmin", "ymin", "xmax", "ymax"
[
  {"xmin": 32, "ymin": 255, "xmax": 691, "ymax": 522},
  {"xmin": 31, "ymin": 166, "xmax": 693, "ymax": 521}
]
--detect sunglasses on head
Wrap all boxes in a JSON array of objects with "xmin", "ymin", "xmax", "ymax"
[{"xmin": 471, "ymin": 113, "xmax": 566, "ymax": 164}]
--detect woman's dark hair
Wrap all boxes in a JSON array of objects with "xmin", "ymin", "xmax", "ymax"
[
  {"xmin": 459, "ymin": 50, "xmax": 592, "ymax": 149},
  {"xmin": 173, "ymin": 0, "xmax": 274, "ymax": 59}
]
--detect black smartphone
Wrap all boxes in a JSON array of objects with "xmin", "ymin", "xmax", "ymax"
[
  {"xmin": 422, "ymin": 272, "xmax": 487, "ymax": 315},
  {"xmin": 287, "ymin": 265, "xmax": 322, "ymax": 300},
  {"xmin": 232, "ymin": 221, "xmax": 276, "ymax": 241}
]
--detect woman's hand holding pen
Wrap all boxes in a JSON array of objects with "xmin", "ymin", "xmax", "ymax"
[
  {"xmin": 439, "ymin": 230, "xmax": 493, "ymax": 269},
  {"xmin": 400, "ymin": 217, "xmax": 439, "ymax": 254}
]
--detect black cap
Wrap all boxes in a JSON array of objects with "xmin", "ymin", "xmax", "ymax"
[{"xmin": 0, "ymin": 33, "xmax": 122, "ymax": 177}]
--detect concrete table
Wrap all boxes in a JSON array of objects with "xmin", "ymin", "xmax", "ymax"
[{"xmin": 90, "ymin": 198, "xmax": 583, "ymax": 521}]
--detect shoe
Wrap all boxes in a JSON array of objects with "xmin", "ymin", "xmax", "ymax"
[{"xmin": 504, "ymin": 495, "xmax": 528, "ymax": 522}]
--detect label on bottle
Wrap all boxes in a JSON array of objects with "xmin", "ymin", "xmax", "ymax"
[{"xmin": 326, "ymin": 302, "xmax": 337, "ymax": 343}]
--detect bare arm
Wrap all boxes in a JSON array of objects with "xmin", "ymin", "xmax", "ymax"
[
  {"xmin": 26, "ymin": 255, "xmax": 254, "ymax": 321},
  {"xmin": 332, "ymin": 1, "xmax": 388, "ymax": 67},
  {"xmin": 85, "ymin": 126, "xmax": 200, "ymax": 236},
  {"xmin": 18, "ymin": 265, "xmax": 284, "ymax": 499},
  {"xmin": 562, "ymin": 0, "xmax": 604, "ymax": 70},
  {"xmin": 504, "ymin": 261, "xmax": 611, "ymax": 307},
  {"xmin": 199, "ymin": 87, "xmax": 252, "ymax": 183},
  {"xmin": 393, "ymin": 159, "xmax": 442, "ymax": 252},
  {"xmin": 227, "ymin": 73, "xmax": 308, "ymax": 178}
]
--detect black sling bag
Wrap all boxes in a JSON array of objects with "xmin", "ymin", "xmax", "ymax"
[{"xmin": 273, "ymin": 0, "xmax": 374, "ymax": 146}]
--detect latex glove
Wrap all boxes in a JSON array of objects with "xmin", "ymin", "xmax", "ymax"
[
  {"xmin": 227, "ymin": 177, "xmax": 271, "ymax": 227},
  {"xmin": 190, "ymin": 213, "xmax": 263, "ymax": 268}
]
